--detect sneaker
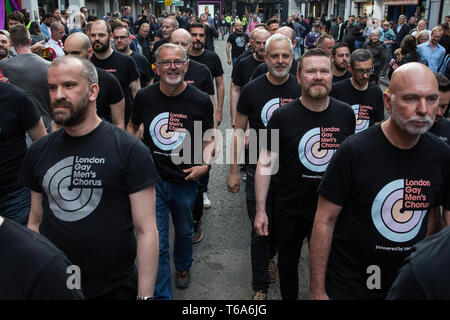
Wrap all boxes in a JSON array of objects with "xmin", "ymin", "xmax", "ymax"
[
  {"xmin": 193, "ymin": 224, "xmax": 203, "ymax": 243},
  {"xmin": 175, "ymin": 270, "xmax": 191, "ymax": 289},
  {"xmin": 252, "ymin": 290, "xmax": 267, "ymax": 300},
  {"xmin": 241, "ymin": 174, "xmax": 247, "ymax": 182},
  {"xmin": 269, "ymin": 259, "xmax": 278, "ymax": 283},
  {"xmin": 203, "ymin": 192, "xmax": 211, "ymax": 209}
]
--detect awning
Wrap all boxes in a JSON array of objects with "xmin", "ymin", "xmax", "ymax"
[{"xmin": 383, "ymin": 0, "xmax": 418, "ymax": 5}]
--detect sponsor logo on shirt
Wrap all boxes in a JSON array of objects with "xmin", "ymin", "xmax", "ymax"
[
  {"xmin": 351, "ymin": 104, "xmax": 372, "ymax": 133},
  {"xmin": 149, "ymin": 112, "xmax": 187, "ymax": 151},
  {"xmin": 42, "ymin": 156, "xmax": 104, "ymax": 222},
  {"xmin": 261, "ymin": 98, "xmax": 294, "ymax": 127},
  {"xmin": 371, "ymin": 178, "xmax": 430, "ymax": 242},
  {"xmin": 298, "ymin": 127, "xmax": 341, "ymax": 172}
]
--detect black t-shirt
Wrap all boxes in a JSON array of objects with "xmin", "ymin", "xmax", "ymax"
[
  {"xmin": 18, "ymin": 120, "xmax": 160, "ymax": 298},
  {"xmin": 154, "ymin": 59, "xmax": 215, "ymax": 95},
  {"xmin": 233, "ymin": 54, "xmax": 264, "ymax": 87},
  {"xmin": 0, "ymin": 218, "xmax": 84, "ymax": 299},
  {"xmin": 429, "ymin": 118, "xmax": 450, "ymax": 146},
  {"xmin": 330, "ymin": 79, "xmax": 385, "ymax": 133},
  {"xmin": 91, "ymin": 51, "xmax": 140, "ymax": 123},
  {"xmin": 318, "ymin": 126, "xmax": 450, "ymax": 299},
  {"xmin": 231, "ymin": 48, "xmax": 253, "ymax": 79},
  {"xmin": 0, "ymin": 82, "xmax": 41, "ymax": 194},
  {"xmin": 266, "ymin": 97, "xmax": 356, "ymax": 219},
  {"xmin": 237, "ymin": 74, "xmax": 302, "ymax": 168},
  {"xmin": 153, "ymin": 38, "xmax": 169, "ymax": 53},
  {"xmin": 130, "ymin": 52, "xmax": 155, "ymax": 88},
  {"xmin": 227, "ymin": 32, "xmax": 249, "ymax": 58},
  {"xmin": 96, "ymin": 67, "xmax": 123, "ymax": 122},
  {"xmin": 251, "ymin": 60, "xmax": 299, "ymax": 80},
  {"xmin": 131, "ymin": 83, "xmax": 214, "ymax": 183},
  {"xmin": 387, "ymin": 226, "xmax": 450, "ymax": 300},
  {"xmin": 189, "ymin": 49, "xmax": 224, "ymax": 78},
  {"xmin": 332, "ymin": 69, "xmax": 352, "ymax": 83}
]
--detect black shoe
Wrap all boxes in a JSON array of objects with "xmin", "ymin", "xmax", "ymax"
[{"xmin": 175, "ymin": 270, "xmax": 191, "ymax": 289}]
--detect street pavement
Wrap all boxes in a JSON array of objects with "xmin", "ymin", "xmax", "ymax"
[{"xmin": 171, "ymin": 37, "xmax": 388, "ymax": 300}]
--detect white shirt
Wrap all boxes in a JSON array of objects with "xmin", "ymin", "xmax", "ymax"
[{"xmin": 48, "ymin": 39, "xmax": 65, "ymax": 58}]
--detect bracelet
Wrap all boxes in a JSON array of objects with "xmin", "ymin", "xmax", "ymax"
[{"xmin": 136, "ymin": 295, "xmax": 155, "ymax": 300}]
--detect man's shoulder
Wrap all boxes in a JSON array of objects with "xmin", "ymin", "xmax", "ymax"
[
  {"xmin": 188, "ymin": 59, "xmax": 209, "ymax": 72},
  {"xmin": 203, "ymin": 49, "xmax": 220, "ymax": 59}
]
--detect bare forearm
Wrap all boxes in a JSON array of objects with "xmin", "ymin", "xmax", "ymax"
[
  {"xmin": 230, "ymin": 83, "xmax": 240, "ymax": 126},
  {"xmin": 255, "ymin": 166, "xmax": 271, "ymax": 213},
  {"xmin": 136, "ymin": 229, "xmax": 159, "ymax": 297},
  {"xmin": 216, "ymin": 81, "xmax": 224, "ymax": 117}
]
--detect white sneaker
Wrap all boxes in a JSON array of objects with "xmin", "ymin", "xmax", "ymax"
[{"xmin": 203, "ymin": 192, "xmax": 211, "ymax": 209}]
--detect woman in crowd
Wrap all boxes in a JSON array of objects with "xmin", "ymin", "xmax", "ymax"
[
  {"xmin": 415, "ymin": 30, "xmax": 429, "ymax": 45},
  {"xmin": 399, "ymin": 35, "xmax": 419, "ymax": 66},
  {"xmin": 362, "ymin": 29, "xmax": 384, "ymax": 83}
]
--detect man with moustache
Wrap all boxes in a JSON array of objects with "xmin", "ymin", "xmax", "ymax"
[
  {"xmin": 63, "ymin": 32, "xmax": 125, "ymax": 129},
  {"xmin": 113, "ymin": 26, "xmax": 154, "ymax": 88},
  {"xmin": 18, "ymin": 56, "xmax": 160, "ymax": 300},
  {"xmin": 128, "ymin": 44, "xmax": 214, "ymax": 300},
  {"xmin": 227, "ymin": 34, "xmax": 302, "ymax": 300},
  {"xmin": 230, "ymin": 28, "xmax": 271, "ymax": 127},
  {"xmin": 0, "ymin": 31, "xmax": 10, "ymax": 62},
  {"xmin": 330, "ymin": 49, "xmax": 385, "ymax": 134},
  {"xmin": 188, "ymin": 21, "xmax": 225, "ymax": 210},
  {"xmin": 226, "ymin": 21, "xmax": 249, "ymax": 66},
  {"xmin": 153, "ymin": 17, "xmax": 178, "ymax": 53},
  {"xmin": 89, "ymin": 19, "xmax": 140, "ymax": 125},
  {"xmin": 251, "ymin": 27, "xmax": 298, "ymax": 80},
  {"xmin": 331, "ymin": 42, "xmax": 351, "ymax": 83},
  {"xmin": 310, "ymin": 63, "xmax": 450, "ymax": 300},
  {"xmin": 254, "ymin": 49, "xmax": 355, "ymax": 300}
]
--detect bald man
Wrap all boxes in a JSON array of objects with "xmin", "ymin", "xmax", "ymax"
[
  {"xmin": 64, "ymin": 32, "xmax": 125, "ymax": 129},
  {"xmin": 309, "ymin": 62, "xmax": 450, "ymax": 300}
]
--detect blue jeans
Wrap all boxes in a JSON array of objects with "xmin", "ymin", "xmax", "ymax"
[
  {"xmin": 153, "ymin": 179, "xmax": 198, "ymax": 300},
  {"xmin": 354, "ymin": 40, "xmax": 363, "ymax": 50},
  {"xmin": 295, "ymin": 37, "xmax": 302, "ymax": 60},
  {"xmin": 0, "ymin": 187, "xmax": 31, "ymax": 226}
]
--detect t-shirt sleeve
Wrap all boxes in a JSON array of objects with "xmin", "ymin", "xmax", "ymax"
[
  {"xmin": 236, "ymin": 85, "xmax": 251, "ymax": 115},
  {"xmin": 18, "ymin": 92, "xmax": 41, "ymax": 130},
  {"xmin": 202, "ymin": 68, "xmax": 215, "ymax": 95},
  {"xmin": 18, "ymin": 145, "xmax": 42, "ymax": 193},
  {"xmin": 386, "ymin": 261, "xmax": 425, "ymax": 300},
  {"xmin": 130, "ymin": 90, "xmax": 144, "ymax": 126},
  {"xmin": 226, "ymin": 33, "xmax": 234, "ymax": 43},
  {"xmin": 266, "ymin": 109, "xmax": 282, "ymax": 152},
  {"xmin": 106, "ymin": 73, "xmax": 124, "ymax": 105},
  {"xmin": 317, "ymin": 139, "xmax": 354, "ymax": 206},
  {"xmin": 251, "ymin": 64, "xmax": 265, "ymax": 80},
  {"xmin": 212, "ymin": 55, "xmax": 224, "ymax": 77},
  {"xmin": 127, "ymin": 56, "xmax": 140, "ymax": 82},
  {"xmin": 125, "ymin": 140, "xmax": 160, "ymax": 194},
  {"xmin": 233, "ymin": 62, "xmax": 245, "ymax": 86}
]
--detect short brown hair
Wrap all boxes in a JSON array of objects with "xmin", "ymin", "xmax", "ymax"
[
  {"xmin": 8, "ymin": 11, "xmax": 25, "ymax": 25},
  {"xmin": 297, "ymin": 48, "xmax": 331, "ymax": 73},
  {"xmin": 9, "ymin": 24, "xmax": 30, "ymax": 48}
]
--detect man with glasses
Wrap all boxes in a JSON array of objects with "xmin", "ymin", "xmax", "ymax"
[
  {"xmin": 127, "ymin": 43, "xmax": 214, "ymax": 300},
  {"xmin": 331, "ymin": 42, "xmax": 351, "ymax": 83},
  {"xmin": 330, "ymin": 49, "xmax": 385, "ymax": 134}
]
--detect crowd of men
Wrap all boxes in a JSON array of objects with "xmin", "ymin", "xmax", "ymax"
[{"xmin": 0, "ymin": 6, "xmax": 449, "ymax": 301}]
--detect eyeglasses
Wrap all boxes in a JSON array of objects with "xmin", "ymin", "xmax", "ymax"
[
  {"xmin": 114, "ymin": 36, "xmax": 129, "ymax": 40},
  {"xmin": 157, "ymin": 59, "xmax": 186, "ymax": 69},
  {"xmin": 353, "ymin": 67, "xmax": 374, "ymax": 75}
]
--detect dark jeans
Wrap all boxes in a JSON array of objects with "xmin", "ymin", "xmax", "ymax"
[
  {"xmin": 245, "ymin": 166, "xmax": 277, "ymax": 292},
  {"xmin": 275, "ymin": 210, "xmax": 313, "ymax": 300},
  {"xmin": 0, "ymin": 187, "xmax": 31, "ymax": 226},
  {"xmin": 192, "ymin": 170, "xmax": 209, "ymax": 228}
]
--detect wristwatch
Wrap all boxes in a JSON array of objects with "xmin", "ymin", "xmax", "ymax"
[{"xmin": 136, "ymin": 295, "xmax": 155, "ymax": 300}]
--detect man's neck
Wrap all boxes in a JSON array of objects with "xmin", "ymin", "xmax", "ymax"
[
  {"xmin": 333, "ymin": 66, "xmax": 348, "ymax": 77},
  {"xmin": 160, "ymin": 81, "xmax": 187, "ymax": 97},
  {"xmin": 14, "ymin": 46, "xmax": 32, "ymax": 55},
  {"xmin": 190, "ymin": 48, "xmax": 204, "ymax": 57},
  {"xmin": 266, "ymin": 72, "xmax": 289, "ymax": 86},
  {"xmin": 120, "ymin": 48, "xmax": 133, "ymax": 56},
  {"xmin": 429, "ymin": 40, "xmax": 437, "ymax": 49},
  {"xmin": 94, "ymin": 47, "xmax": 113, "ymax": 60},
  {"xmin": 350, "ymin": 77, "xmax": 368, "ymax": 91},
  {"xmin": 300, "ymin": 95, "xmax": 330, "ymax": 112},
  {"xmin": 253, "ymin": 52, "xmax": 264, "ymax": 62},
  {"xmin": 381, "ymin": 118, "xmax": 420, "ymax": 149},
  {"xmin": 64, "ymin": 111, "xmax": 102, "ymax": 137}
]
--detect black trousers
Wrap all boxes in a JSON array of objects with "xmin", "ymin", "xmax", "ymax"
[
  {"xmin": 275, "ymin": 211, "xmax": 313, "ymax": 300},
  {"xmin": 192, "ymin": 170, "xmax": 209, "ymax": 229},
  {"xmin": 245, "ymin": 167, "xmax": 277, "ymax": 292}
]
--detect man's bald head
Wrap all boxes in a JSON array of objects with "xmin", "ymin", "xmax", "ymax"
[
  {"xmin": 64, "ymin": 32, "xmax": 93, "ymax": 59},
  {"xmin": 276, "ymin": 26, "xmax": 296, "ymax": 44},
  {"xmin": 250, "ymin": 28, "xmax": 271, "ymax": 41},
  {"xmin": 170, "ymin": 28, "xmax": 192, "ymax": 52},
  {"xmin": 389, "ymin": 62, "xmax": 438, "ymax": 96}
]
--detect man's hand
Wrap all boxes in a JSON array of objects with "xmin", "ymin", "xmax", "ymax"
[
  {"xmin": 226, "ymin": 172, "xmax": 241, "ymax": 193},
  {"xmin": 254, "ymin": 210, "xmax": 269, "ymax": 236},
  {"xmin": 184, "ymin": 165, "xmax": 209, "ymax": 181},
  {"xmin": 215, "ymin": 110, "xmax": 223, "ymax": 127},
  {"xmin": 30, "ymin": 40, "xmax": 45, "ymax": 53},
  {"xmin": 227, "ymin": 57, "xmax": 231, "ymax": 65}
]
